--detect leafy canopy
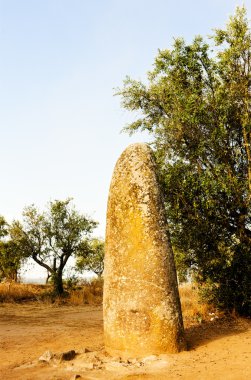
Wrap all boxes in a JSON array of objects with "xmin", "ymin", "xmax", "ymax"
[
  {"xmin": 11, "ymin": 198, "xmax": 97, "ymax": 294},
  {"xmin": 76, "ymin": 238, "xmax": 104, "ymax": 277},
  {"xmin": 117, "ymin": 6, "xmax": 251, "ymax": 315},
  {"xmin": 0, "ymin": 216, "xmax": 28, "ymax": 281}
]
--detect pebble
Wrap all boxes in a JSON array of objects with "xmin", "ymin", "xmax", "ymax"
[{"xmin": 38, "ymin": 350, "xmax": 54, "ymax": 362}]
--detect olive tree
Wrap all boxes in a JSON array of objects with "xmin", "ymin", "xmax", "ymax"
[
  {"xmin": 76, "ymin": 238, "xmax": 104, "ymax": 277},
  {"xmin": 117, "ymin": 7, "xmax": 251, "ymax": 315},
  {"xmin": 12, "ymin": 199, "xmax": 97, "ymax": 295},
  {"xmin": 0, "ymin": 217, "xmax": 28, "ymax": 282}
]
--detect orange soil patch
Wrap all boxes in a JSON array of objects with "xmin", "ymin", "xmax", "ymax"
[{"xmin": 0, "ymin": 303, "xmax": 250, "ymax": 380}]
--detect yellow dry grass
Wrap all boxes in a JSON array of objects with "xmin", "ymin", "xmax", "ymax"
[
  {"xmin": 0, "ymin": 282, "xmax": 43, "ymax": 302},
  {"xmin": 68, "ymin": 279, "xmax": 103, "ymax": 305},
  {"xmin": 0, "ymin": 278, "xmax": 103, "ymax": 305},
  {"xmin": 0, "ymin": 280, "xmax": 217, "ymax": 325},
  {"xmin": 179, "ymin": 283, "xmax": 221, "ymax": 326}
]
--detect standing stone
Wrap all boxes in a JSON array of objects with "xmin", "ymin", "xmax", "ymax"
[{"xmin": 103, "ymin": 143, "xmax": 186, "ymax": 358}]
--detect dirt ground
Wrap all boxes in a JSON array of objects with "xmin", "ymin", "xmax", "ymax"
[{"xmin": 0, "ymin": 303, "xmax": 250, "ymax": 380}]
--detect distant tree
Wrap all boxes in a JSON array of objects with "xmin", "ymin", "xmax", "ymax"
[
  {"xmin": 0, "ymin": 241, "xmax": 22, "ymax": 281},
  {"xmin": 0, "ymin": 216, "xmax": 8, "ymax": 238},
  {"xmin": 76, "ymin": 238, "xmax": 104, "ymax": 277},
  {"xmin": 0, "ymin": 217, "xmax": 27, "ymax": 281},
  {"xmin": 117, "ymin": 7, "xmax": 251, "ymax": 315},
  {"xmin": 11, "ymin": 199, "xmax": 97, "ymax": 295}
]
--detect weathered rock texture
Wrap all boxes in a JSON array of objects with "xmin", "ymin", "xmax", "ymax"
[{"xmin": 103, "ymin": 143, "xmax": 186, "ymax": 358}]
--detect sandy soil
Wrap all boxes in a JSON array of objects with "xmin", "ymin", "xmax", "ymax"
[{"xmin": 0, "ymin": 303, "xmax": 250, "ymax": 380}]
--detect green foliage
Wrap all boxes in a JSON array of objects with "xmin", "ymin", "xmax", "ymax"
[
  {"xmin": 0, "ymin": 216, "xmax": 8, "ymax": 239},
  {"xmin": 0, "ymin": 216, "xmax": 28, "ymax": 281},
  {"xmin": 0, "ymin": 241, "xmax": 20, "ymax": 281},
  {"xmin": 11, "ymin": 198, "xmax": 97, "ymax": 295},
  {"xmin": 117, "ymin": 7, "xmax": 251, "ymax": 315},
  {"xmin": 76, "ymin": 238, "xmax": 104, "ymax": 277}
]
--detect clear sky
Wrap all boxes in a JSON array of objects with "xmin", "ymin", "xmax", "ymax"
[{"xmin": 0, "ymin": 0, "xmax": 250, "ymax": 278}]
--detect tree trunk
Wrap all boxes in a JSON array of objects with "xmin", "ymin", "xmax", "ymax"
[
  {"xmin": 52, "ymin": 271, "xmax": 64, "ymax": 295},
  {"xmin": 10, "ymin": 269, "xmax": 18, "ymax": 282}
]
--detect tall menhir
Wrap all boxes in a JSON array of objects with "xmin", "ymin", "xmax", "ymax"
[{"xmin": 103, "ymin": 143, "xmax": 186, "ymax": 358}]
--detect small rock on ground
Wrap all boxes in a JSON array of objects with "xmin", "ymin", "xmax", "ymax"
[{"xmin": 38, "ymin": 350, "xmax": 54, "ymax": 362}]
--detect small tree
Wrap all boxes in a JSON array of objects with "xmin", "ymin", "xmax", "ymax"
[
  {"xmin": 76, "ymin": 238, "xmax": 104, "ymax": 277},
  {"xmin": 12, "ymin": 199, "xmax": 97, "ymax": 295},
  {"xmin": 0, "ymin": 217, "xmax": 28, "ymax": 282},
  {"xmin": 0, "ymin": 241, "xmax": 23, "ymax": 281}
]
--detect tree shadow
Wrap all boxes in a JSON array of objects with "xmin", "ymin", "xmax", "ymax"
[{"xmin": 185, "ymin": 317, "xmax": 251, "ymax": 350}]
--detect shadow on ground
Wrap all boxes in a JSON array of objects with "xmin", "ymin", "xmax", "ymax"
[{"xmin": 185, "ymin": 316, "xmax": 250, "ymax": 349}]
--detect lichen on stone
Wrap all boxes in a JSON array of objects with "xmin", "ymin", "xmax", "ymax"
[{"xmin": 104, "ymin": 143, "xmax": 186, "ymax": 358}]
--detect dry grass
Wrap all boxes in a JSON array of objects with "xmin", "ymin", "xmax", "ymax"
[
  {"xmin": 0, "ymin": 279, "xmax": 103, "ymax": 305},
  {"xmin": 0, "ymin": 280, "xmax": 219, "ymax": 325},
  {"xmin": 0, "ymin": 282, "xmax": 44, "ymax": 302},
  {"xmin": 68, "ymin": 278, "xmax": 103, "ymax": 305},
  {"xmin": 179, "ymin": 283, "xmax": 221, "ymax": 327}
]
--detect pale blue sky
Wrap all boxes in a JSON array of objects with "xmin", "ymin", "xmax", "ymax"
[{"xmin": 0, "ymin": 0, "xmax": 250, "ymax": 243}]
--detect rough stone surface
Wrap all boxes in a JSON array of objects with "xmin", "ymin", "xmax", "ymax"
[
  {"xmin": 38, "ymin": 350, "xmax": 54, "ymax": 362},
  {"xmin": 103, "ymin": 143, "xmax": 186, "ymax": 358}
]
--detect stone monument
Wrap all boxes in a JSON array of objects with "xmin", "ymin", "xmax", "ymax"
[{"xmin": 103, "ymin": 143, "xmax": 186, "ymax": 358}]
